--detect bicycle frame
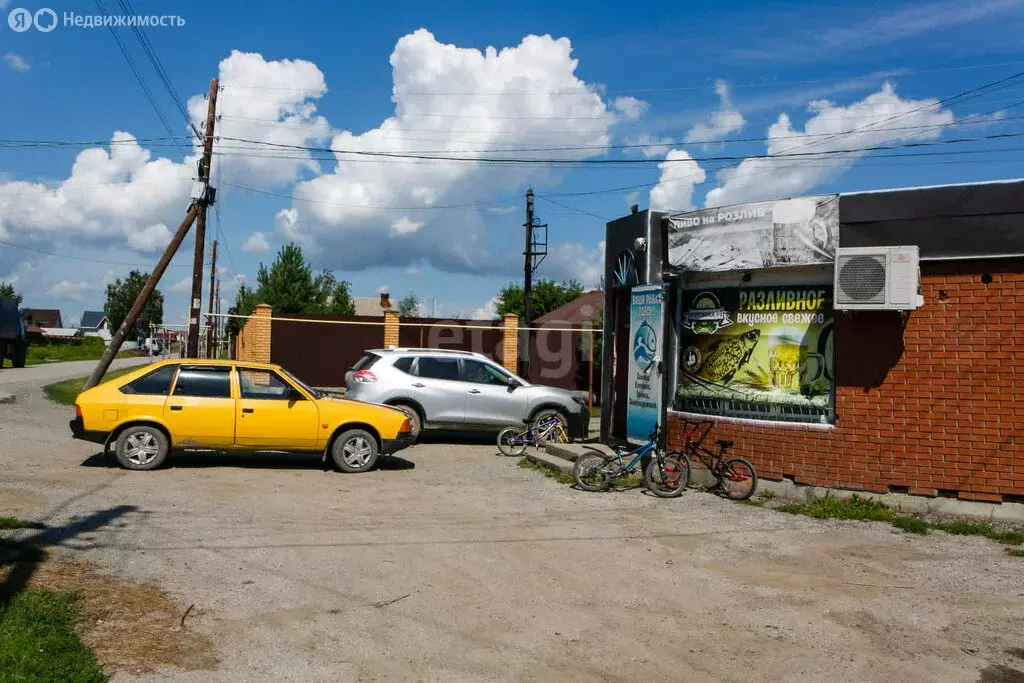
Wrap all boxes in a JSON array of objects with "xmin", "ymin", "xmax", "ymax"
[
  {"xmin": 510, "ymin": 416, "xmax": 561, "ymax": 446},
  {"xmin": 607, "ymin": 439, "xmax": 657, "ymax": 476},
  {"xmin": 681, "ymin": 420, "xmax": 725, "ymax": 471}
]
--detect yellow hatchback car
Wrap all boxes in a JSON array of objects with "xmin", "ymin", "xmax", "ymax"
[{"xmin": 70, "ymin": 359, "xmax": 414, "ymax": 472}]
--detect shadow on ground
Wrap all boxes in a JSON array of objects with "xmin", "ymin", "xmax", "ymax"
[{"xmin": 81, "ymin": 451, "xmax": 416, "ymax": 471}]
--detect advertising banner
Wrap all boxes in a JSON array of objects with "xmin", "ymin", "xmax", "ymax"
[
  {"xmin": 674, "ymin": 285, "xmax": 834, "ymax": 423},
  {"xmin": 627, "ymin": 285, "xmax": 664, "ymax": 442},
  {"xmin": 667, "ymin": 195, "xmax": 839, "ymax": 272}
]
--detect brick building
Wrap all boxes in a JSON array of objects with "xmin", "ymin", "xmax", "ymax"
[{"xmin": 601, "ymin": 179, "xmax": 1024, "ymax": 504}]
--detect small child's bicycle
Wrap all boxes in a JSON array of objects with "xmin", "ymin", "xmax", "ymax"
[
  {"xmin": 679, "ymin": 420, "xmax": 757, "ymax": 500},
  {"xmin": 497, "ymin": 415, "xmax": 568, "ymax": 456},
  {"xmin": 571, "ymin": 423, "xmax": 691, "ymax": 498}
]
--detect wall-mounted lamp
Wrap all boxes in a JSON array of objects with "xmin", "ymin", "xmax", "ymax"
[{"xmin": 633, "ymin": 237, "xmax": 647, "ymax": 253}]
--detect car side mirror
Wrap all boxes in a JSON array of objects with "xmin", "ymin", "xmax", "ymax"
[
  {"xmin": 506, "ymin": 377, "xmax": 520, "ymax": 390},
  {"xmin": 288, "ymin": 388, "xmax": 305, "ymax": 401}
]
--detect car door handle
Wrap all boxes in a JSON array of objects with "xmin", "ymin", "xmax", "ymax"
[
  {"xmin": 170, "ymin": 405, "xmax": 183, "ymax": 411},
  {"xmin": 468, "ymin": 389, "xmax": 482, "ymax": 394},
  {"xmin": 412, "ymin": 383, "xmax": 425, "ymax": 388},
  {"xmin": 242, "ymin": 408, "xmax": 254, "ymax": 414}
]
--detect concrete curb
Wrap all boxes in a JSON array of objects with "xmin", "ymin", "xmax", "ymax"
[{"xmin": 525, "ymin": 449, "xmax": 572, "ymax": 475}]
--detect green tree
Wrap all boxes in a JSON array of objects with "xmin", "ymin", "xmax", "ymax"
[
  {"xmin": 397, "ymin": 293, "xmax": 420, "ymax": 317},
  {"xmin": 0, "ymin": 281, "xmax": 22, "ymax": 307},
  {"xmin": 321, "ymin": 273, "xmax": 355, "ymax": 315},
  {"xmin": 104, "ymin": 270, "xmax": 163, "ymax": 340},
  {"xmin": 253, "ymin": 243, "xmax": 331, "ymax": 314},
  {"xmin": 495, "ymin": 279, "xmax": 585, "ymax": 321}
]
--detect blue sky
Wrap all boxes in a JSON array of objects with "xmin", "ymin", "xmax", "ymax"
[{"xmin": 2, "ymin": 0, "xmax": 1024, "ymax": 326}]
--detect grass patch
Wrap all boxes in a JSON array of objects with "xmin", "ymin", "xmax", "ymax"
[
  {"xmin": 765, "ymin": 494, "xmax": 1024, "ymax": 547},
  {"xmin": 43, "ymin": 367, "xmax": 139, "ymax": 406},
  {"xmin": 517, "ymin": 457, "xmax": 574, "ymax": 485},
  {"xmin": 891, "ymin": 516, "xmax": 930, "ymax": 535},
  {"xmin": 0, "ymin": 587, "xmax": 106, "ymax": 681},
  {"xmin": 589, "ymin": 405, "xmax": 601, "ymax": 419},
  {"xmin": 932, "ymin": 520, "xmax": 1024, "ymax": 546},
  {"xmin": 0, "ymin": 516, "xmax": 45, "ymax": 530},
  {"xmin": 1007, "ymin": 548, "xmax": 1024, "ymax": 558}
]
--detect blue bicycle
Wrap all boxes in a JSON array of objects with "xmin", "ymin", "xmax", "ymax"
[{"xmin": 572, "ymin": 424, "xmax": 691, "ymax": 498}]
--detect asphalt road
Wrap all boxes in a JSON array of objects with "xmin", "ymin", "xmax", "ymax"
[
  {"xmin": 0, "ymin": 356, "xmax": 151, "ymax": 387},
  {"xmin": 2, "ymin": 371, "xmax": 1023, "ymax": 681}
]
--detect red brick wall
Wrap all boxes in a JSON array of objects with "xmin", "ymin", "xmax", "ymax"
[{"xmin": 667, "ymin": 260, "xmax": 1024, "ymax": 503}]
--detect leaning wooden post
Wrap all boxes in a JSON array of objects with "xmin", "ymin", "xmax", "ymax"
[{"xmin": 83, "ymin": 204, "xmax": 200, "ymax": 391}]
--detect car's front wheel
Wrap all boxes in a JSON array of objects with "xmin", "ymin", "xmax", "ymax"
[
  {"xmin": 114, "ymin": 425, "xmax": 169, "ymax": 471},
  {"xmin": 331, "ymin": 429, "xmax": 379, "ymax": 473}
]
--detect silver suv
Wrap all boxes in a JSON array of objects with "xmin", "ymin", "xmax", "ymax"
[{"xmin": 344, "ymin": 348, "xmax": 588, "ymax": 440}]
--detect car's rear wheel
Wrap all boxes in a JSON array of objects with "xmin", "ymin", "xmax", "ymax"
[
  {"xmin": 114, "ymin": 425, "xmax": 169, "ymax": 471},
  {"xmin": 331, "ymin": 429, "xmax": 379, "ymax": 473},
  {"xmin": 390, "ymin": 403, "xmax": 421, "ymax": 440}
]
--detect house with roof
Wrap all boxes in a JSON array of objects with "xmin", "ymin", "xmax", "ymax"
[
  {"xmin": 22, "ymin": 308, "xmax": 63, "ymax": 328},
  {"xmin": 352, "ymin": 293, "xmax": 393, "ymax": 317},
  {"xmin": 79, "ymin": 310, "xmax": 112, "ymax": 343}
]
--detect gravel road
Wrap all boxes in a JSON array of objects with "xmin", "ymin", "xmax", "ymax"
[{"xmin": 1, "ymin": 376, "xmax": 1023, "ymax": 682}]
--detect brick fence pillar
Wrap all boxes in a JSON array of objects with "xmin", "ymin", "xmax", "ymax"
[
  {"xmin": 502, "ymin": 313, "xmax": 519, "ymax": 373},
  {"xmin": 238, "ymin": 304, "xmax": 272, "ymax": 363},
  {"xmin": 384, "ymin": 310, "xmax": 400, "ymax": 348}
]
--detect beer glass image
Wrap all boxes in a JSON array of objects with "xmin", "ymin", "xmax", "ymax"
[
  {"xmin": 770, "ymin": 198, "xmax": 817, "ymax": 264},
  {"xmin": 768, "ymin": 341, "xmax": 826, "ymax": 392}
]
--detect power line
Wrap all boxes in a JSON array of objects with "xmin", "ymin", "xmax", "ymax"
[
  {"xmin": 534, "ymin": 195, "xmax": 611, "ymax": 221},
  {"xmin": 92, "ymin": 0, "xmax": 186, "ymax": 155},
  {"xmin": 117, "ymin": 0, "xmax": 203, "ymax": 142},
  {"xmin": 214, "ymin": 130, "xmax": 1024, "ymax": 165},
  {"xmin": 0, "ymin": 237, "xmax": 191, "ymax": 267},
  {"xmin": 217, "ymin": 59, "xmax": 1024, "ymax": 96}
]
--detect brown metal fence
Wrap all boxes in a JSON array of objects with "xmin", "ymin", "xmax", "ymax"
[
  {"xmin": 270, "ymin": 314, "xmax": 383, "ymax": 387},
  {"xmin": 528, "ymin": 325, "xmax": 601, "ymax": 398},
  {"xmin": 398, "ymin": 317, "xmax": 504, "ymax": 359}
]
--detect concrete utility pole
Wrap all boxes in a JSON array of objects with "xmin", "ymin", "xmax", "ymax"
[
  {"xmin": 205, "ymin": 239, "xmax": 217, "ymax": 357},
  {"xmin": 186, "ymin": 78, "xmax": 219, "ymax": 357}
]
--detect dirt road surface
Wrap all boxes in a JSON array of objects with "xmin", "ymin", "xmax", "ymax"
[
  {"xmin": 1, "ymin": 376, "xmax": 1023, "ymax": 682},
  {"xmin": 0, "ymin": 356, "xmax": 151, "ymax": 387}
]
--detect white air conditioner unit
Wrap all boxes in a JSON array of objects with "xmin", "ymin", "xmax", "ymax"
[{"xmin": 834, "ymin": 246, "xmax": 924, "ymax": 311}]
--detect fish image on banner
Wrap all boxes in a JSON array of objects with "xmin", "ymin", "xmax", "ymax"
[{"xmin": 675, "ymin": 285, "xmax": 834, "ymax": 423}]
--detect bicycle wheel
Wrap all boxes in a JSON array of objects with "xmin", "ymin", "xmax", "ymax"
[
  {"xmin": 719, "ymin": 457, "xmax": 757, "ymax": 500},
  {"xmin": 572, "ymin": 451, "xmax": 612, "ymax": 492},
  {"xmin": 644, "ymin": 452, "xmax": 691, "ymax": 498},
  {"xmin": 497, "ymin": 427, "xmax": 529, "ymax": 456}
]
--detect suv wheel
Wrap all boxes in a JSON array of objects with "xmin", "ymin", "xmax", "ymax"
[
  {"xmin": 391, "ymin": 404, "xmax": 422, "ymax": 440},
  {"xmin": 532, "ymin": 408, "xmax": 568, "ymax": 434}
]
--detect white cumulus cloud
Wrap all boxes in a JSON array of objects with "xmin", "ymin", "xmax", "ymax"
[
  {"xmin": 472, "ymin": 295, "xmax": 499, "ymax": 320},
  {"xmin": 625, "ymin": 133, "xmax": 676, "ymax": 158},
  {"xmin": 705, "ymin": 82, "xmax": 954, "ymax": 207},
  {"xmin": 649, "ymin": 150, "xmax": 707, "ymax": 211},
  {"xmin": 242, "ymin": 231, "xmax": 271, "ymax": 254},
  {"xmin": 48, "ymin": 280, "xmax": 92, "ymax": 302},
  {"xmin": 685, "ymin": 80, "xmax": 745, "ymax": 144},
  {"xmin": 613, "ymin": 96, "xmax": 649, "ymax": 121},
  {"xmin": 282, "ymin": 29, "xmax": 624, "ymax": 275}
]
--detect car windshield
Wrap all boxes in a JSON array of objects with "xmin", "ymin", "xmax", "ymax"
[{"xmin": 279, "ymin": 368, "xmax": 323, "ymax": 398}]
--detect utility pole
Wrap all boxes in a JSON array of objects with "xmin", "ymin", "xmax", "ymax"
[
  {"xmin": 213, "ymin": 277, "xmax": 220, "ymax": 358},
  {"xmin": 205, "ymin": 239, "xmax": 217, "ymax": 358},
  {"xmin": 521, "ymin": 187, "xmax": 547, "ymax": 382},
  {"xmin": 186, "ymin": 78, "xmax": 219, "ymax": 358}
]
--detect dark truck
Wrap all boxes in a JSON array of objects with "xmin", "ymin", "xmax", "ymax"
[{"xmin": 0, "ymin": 297, "xmax": 28, "ymax": 368}]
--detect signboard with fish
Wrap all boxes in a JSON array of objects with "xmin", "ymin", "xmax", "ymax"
[
  {"xmin": 666, "ymin": 195, "xmax": 839, "ymax": 272},
  {"xmin": 674, "ymin": 285, "xmax": 834, "ymax": 423},
  {"xmin": 627, "ymin": 284, "xmax": 664, "ymax": 442}
]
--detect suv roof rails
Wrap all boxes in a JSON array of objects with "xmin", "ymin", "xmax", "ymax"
[{"xmin": 371, "ymin": 347, "xmax": 488, "ymax": 359}]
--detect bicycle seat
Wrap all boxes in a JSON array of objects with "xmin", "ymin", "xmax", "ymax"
[{"xmin": 717, "ymin": 439, "xmax": 734, "ymax": 449}]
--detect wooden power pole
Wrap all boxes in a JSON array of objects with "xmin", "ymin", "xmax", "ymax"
[
  {"xmin": 205, "ymin": 239, "xmax": 217, "ymax": 357},
  {"xmin": 83, "ymin": 77, "xmax": 219, "ymax": 391},
  {"xmin": 186, "ymin": 78, "xmax": 219, "ymax": 358},
  {"xmin": 213, "ymin": 277, "xmax": 220, "ymax": 358},
  {"xmin": 520, "ymin": 187, "xmax": 547, "ymax": 382}
]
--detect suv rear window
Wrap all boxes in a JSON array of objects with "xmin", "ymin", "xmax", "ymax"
[
  {"xmin": 120, "ymin": 364, "xmax": 178, "ymax": 396},
  {"xmin": 352, "ymin": 353, "xmax": 380, "ymax": 372},
  {"xmin": 393, "ymin": 356, "xmax": 414, "ymax": 374}
]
